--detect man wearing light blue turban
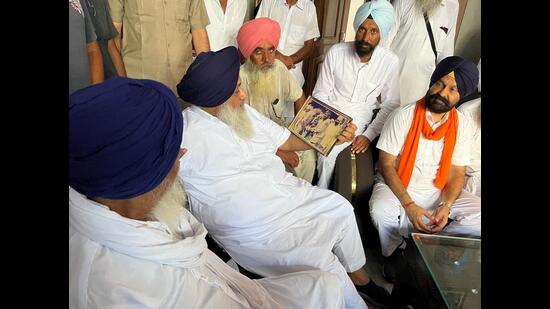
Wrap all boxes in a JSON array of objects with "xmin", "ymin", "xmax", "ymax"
[
  {"xmin": 353, "ymin": 0, "xmax": 395, "ymax": 40},
  {"xmin": 313, "ymin": 0, "xmax": 402, "ymax": 191}
]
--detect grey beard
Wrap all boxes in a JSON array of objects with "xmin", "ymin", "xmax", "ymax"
[
  {"xmin": 217, "ymin": 101, "xmax": 255, "ymax": 140},
  {"xmin": 149, "ymin": 179, "xmax": 187, "ymax": 235},
  {"xmin": 415, "ymin": 0, "xmax": 442, "ymax": 17},
  {"xmin": 242, "ymin": 59, "xmax": 279, "ymax": 105}
]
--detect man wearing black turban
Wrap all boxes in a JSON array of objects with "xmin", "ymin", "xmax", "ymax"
[
  {"xmin": 69, "ymin": 77, "xmax": 346, "ymax": 309},
  {"xmin": 177, "ymin": 46, "xmax": 397, "ymax": 308},
  {"xmin": 369, "ymin": 56, "xmax": 481, "ymax": 283}
]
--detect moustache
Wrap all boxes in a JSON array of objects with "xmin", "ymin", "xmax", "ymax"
[{"xmin": 428, "ymin": 94, "xmax": 451, "ymax": 107}]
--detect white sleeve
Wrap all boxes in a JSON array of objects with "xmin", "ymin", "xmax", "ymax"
[
  {"xmin": 247, "ymin": 105, "xmax": 291, "ymax": 151},
  {"xmin": 312, "ymin": 46, "xmax": 335, "ymax": 105},
  {"xmin": 305, "ymin": 3, "xmax": 320, "ymax": 41},
  {"xmin": 362, "ymin": 55, "xmax": 401, "ymax": 141},
  {"xmin": 376, "ymin": 106, "xmax": 411, "ymax": 156},
  {"xmin": 451, "ymin": 114, "xmax": 473, "ymax": 166}
]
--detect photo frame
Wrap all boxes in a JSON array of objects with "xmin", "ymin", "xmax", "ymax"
[{"xmin": 288, "ymin": 96, "xmax": 352, "ymax": 156}]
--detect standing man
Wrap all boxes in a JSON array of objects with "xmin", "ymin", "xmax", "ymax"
[
  {"xmin": 83, "ymin": 0, "xmax": 126, "ymax": 79},
  {"xmin": 384, "ymin": 0, "xmax": 459, "ymax": 105},
  {"xmin": 369, "ymin": 56, "xmax": 481, "ymax": 282},
  {"xmin": 313, "ymin": 0, "xmax": 400, "ymax": 188},
  {"xmin": 204, "ymin": 0, "xmax": 248, "ymax": 51},
  {"xmin": 256, "ymin": 0, "xmax": 320, "ymax": 87},
  {"xmin": 108, "ymin": 0, "xmax": 210, "ymax": 94},
  {"xmin": 237, "ymin": 17, "xmax": 316, "ymax": 182},
  {"xmin": 69, "ymin": 0, "xmax": 104, "ymax": 94}
]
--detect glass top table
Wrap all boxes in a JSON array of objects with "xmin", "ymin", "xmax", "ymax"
[{"xmin": 411, "ymin": 233, "xmax": 481, "ymax": 309}]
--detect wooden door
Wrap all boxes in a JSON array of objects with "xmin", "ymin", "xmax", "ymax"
[{"xmin": 302, "ymin": 0, "xmax": 352, "ymax": 97}]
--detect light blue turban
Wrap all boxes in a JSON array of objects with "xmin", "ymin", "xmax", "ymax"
[{"xmin": 353, "ymin": 0, "xmax": 395, "ymax": 39}]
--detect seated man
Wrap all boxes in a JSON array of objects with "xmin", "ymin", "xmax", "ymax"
[
  {"xmin": 457, "ymin": 59, "xmax": 481, "ymax": 197},
  {"xmin": 176, "ymin": 47, "xmax": 392, "ymax": 308},
  {"xmin": 69, "ymin": 77, "xmax": 344, "ymax": 308},
  {"xmin": 312, "ymin": 0, "xmax": 400, "ymax": 188},
  {"xmin": 369, "ymin": 56, "xmax": 481, "ymax": 282},
  {"xmin": 236, "ymin": 17, "xmax": 316, "ymax": 183}
]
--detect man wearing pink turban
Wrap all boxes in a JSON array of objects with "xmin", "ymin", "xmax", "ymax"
[{"xmin": 237, "ymin": 17, "xmax": 316, "ymax": 183}]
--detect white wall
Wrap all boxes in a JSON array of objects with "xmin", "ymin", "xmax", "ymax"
[
  {"xmin": 345, "ymin": 0, "xmax": 365, "ymax": 42},
  {"xmin": 455, "ymin": 0, "xmax": 481, "ymax": 63}
]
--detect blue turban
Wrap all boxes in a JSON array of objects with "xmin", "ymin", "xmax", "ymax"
[
  {"xmin": 177, "ymin": 46, "xmax": 240, "ymax": 107},
  {"xmin": 69, "ymin": 77, "xmax": 183, "ymax": 199},
  {"xmin": 353, "ymin": 0, "xmax": 395, "ymax": 39},
  {"xmin": 430, "ymin": 56, "xmax": 479, "ymax": 99}
]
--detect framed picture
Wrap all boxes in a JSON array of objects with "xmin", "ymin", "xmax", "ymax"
[{"xmin": 288, "ymin": 96, "xmax": 352, "ymax": 156}]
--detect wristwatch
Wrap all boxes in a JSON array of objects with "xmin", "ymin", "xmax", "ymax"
[{"xmin": 438, "ymin": 201, "xmax": 453, "ymax": 215}]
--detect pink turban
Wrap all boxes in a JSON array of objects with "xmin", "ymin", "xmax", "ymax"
[{"xmin": 237, "ymin": 17, "xmax": 281, "ymax": 58}]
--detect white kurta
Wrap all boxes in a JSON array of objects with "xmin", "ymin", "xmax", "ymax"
[
  {"xmin": 312, "ymin": 42, "xmax": 401, "ymax": 188},
  {"xmin": 204, "ymin": 0, "xmax": 248, "ymax": 51},
  {"xmin": 240, "ymin": 59, "xmax": 316, "ymax": 183},
  {"xmin": 369, "ymin": 103, "xmax": 481, "ymax": 256},
  {"xmin": 256, "ymin": 0, "xmax": 320, "ymax": 87},
  {"xmin": 179, "ymin": 105, "xmax": 367, "ymax": 308},
  {"xmin": 69, "ymin": 187, "xmax": 344, "ymax": 309},
  {"xmin": 384, "ymin": 0, "xmax": 459, "ymax": 105},
  {"xmin": 458, "ymin": 97, "xmax": 481, "ymax": 197}
]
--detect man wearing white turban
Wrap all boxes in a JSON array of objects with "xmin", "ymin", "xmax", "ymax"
[{"xmin": 312, "ymin": 0, "xmax": 401, "ymax": 189}]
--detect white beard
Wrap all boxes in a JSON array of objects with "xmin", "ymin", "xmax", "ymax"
[
  {"xmin": 242, "ymin": 59, "xmax": 279, "ymax": 105},
  {"xmin": 217, "ymin": 101, "xmax": 255, "ymax": 140},
  {"xmin": 149, "ymin": 179, "xmax": 187, "ymax": 235},
  {"xmin": 415, "ymin": 0, "xmax": 442, "ymax": 17}
]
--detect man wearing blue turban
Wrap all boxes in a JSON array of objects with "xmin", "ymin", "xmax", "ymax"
[
  {"xmin": 69, "ymin": 77, "xmax": 347, "ymax": 309},
  {"xmin": 370, "ymin": 56, "xmax": 481, "ymax": 283},
  {"xmin": 383, "ymin": 0, "xmax": 460, "ymax": 105},
  {"xmin": 312, "ymin": 0, "xmax": 401, "ymax": 190},
  {"xmin": 177, "ymin": 46, "xmax": 395, "ymax": 308}
]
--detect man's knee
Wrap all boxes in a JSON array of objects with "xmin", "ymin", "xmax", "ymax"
[{"xmin": 369, "ymin": 199, "xmax": 398, "ymax": 230}]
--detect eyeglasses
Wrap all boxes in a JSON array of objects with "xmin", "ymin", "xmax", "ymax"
[
  {"xmin": 86, "ymin": 0, "xmax": 96, "ymax": 16},
  {"xmin": 270, "ymin": 98, "xmax": 281, "ymax": 119}
]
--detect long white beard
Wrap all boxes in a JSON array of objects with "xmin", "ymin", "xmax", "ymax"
[
  {"xmin": 242, "ymin": 59, "xmax": 279, "ymax": 105},
  {"xmin": 217, "ymin": 102, "xmax": 255, "ymax": 140},
  {"xmin": 149, "ymin": 179, "xmax": 187, "ymax": 235},
  {"xmin": 415, "ymin": 0, "xmax": 442, "ymax": 17}
]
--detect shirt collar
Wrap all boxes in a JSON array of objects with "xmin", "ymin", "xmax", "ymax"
[{"xmin": 280, "ymin": 0, "xmax": 305, "ymax": 10}]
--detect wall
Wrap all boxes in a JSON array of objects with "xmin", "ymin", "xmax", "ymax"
[
  {"xmin": 455, "ymin": 0, "xmax": 481, "ymax": 63},
  {"xmin": 344, "ymin": 0, "xmax": 365, "ymax": 41}
]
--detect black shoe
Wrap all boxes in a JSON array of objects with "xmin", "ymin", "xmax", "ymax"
[
  {"xmin": 382, "ymin": 260, "xmax": 396, "ymax": 283},
  {"xmin": 382, "ymin": 248, "xmax": 405, "ymax": 283},
  {"xmin": 355, "ymin": 280, "xmax": 393, "ymax": 308}
]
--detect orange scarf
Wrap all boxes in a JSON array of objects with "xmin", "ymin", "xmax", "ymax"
[{"xmin": 397, "ymin": 98, "xmax": 458, "ymax": 189}]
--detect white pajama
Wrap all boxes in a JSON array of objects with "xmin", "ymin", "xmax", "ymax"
[
  {"xmin": 369, "ymin": 182, "xmax": 481, "ymax": 257},
  {"xmin": 180, "ymin": 105, "xmax": 368, "ymax": 308}
]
